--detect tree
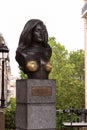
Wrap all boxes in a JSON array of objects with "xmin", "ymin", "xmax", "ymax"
[
  {"xmin": 69, "ymin": 49, "xmax": 84, "ymax": 80},
  {"xmin": 49, "ymin": 37, "xmax": 68, "ymax": 79},
  {"xmin": 5, "ymin": 98, "xmax": 16, "ymax": 130},
  {"xmin": 49, "ymin": 37, "xmax": 85, "ymax": 110}
]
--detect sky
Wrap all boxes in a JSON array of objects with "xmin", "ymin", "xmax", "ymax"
[{"xmin": 0, "ymin": 0, "xmax": 85, "ymax": 77}]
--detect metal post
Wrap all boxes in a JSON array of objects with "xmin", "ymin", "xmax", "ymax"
[{"xmin": 0, "ymin": 40, "xmax": 9, "ymax": 108}]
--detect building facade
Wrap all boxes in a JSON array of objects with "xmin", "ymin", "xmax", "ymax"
[
  {"xmin": 82, "ymin": 0, "xmax": 87, "ymax": 108},
  {"xmin": 7, "ymin": 75, "xmax": 17, "ymax": 104}
]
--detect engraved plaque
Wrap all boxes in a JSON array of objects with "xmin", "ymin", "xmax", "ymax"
[{"xmin": 32, "ymin": 86, "xmax": 52, "ymax": 96}]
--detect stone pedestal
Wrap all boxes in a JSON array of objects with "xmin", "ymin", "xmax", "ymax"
[
  {"xmin": 16, "ymin": 79, "xmax": 56, "ymax": 130},
  {"xmin": 0, "ymin": 111, "xmax": 5, "ymax": 130}
]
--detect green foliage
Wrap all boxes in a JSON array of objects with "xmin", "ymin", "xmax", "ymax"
[
  {"xmin": 19, "ymin": 70, "xmax": 28, "ymax": 79},
  {"xmin": 69, "ymin": 49, "xmax": 84, "ymax": 80},
  {"xmin": 56, "ymin": 112, "xmax": 79, "ymax": 130},
  {"xmin": 49, "ymin": 37, "xmax": 68, "ymax": 79},
  {"xmin": 49, "ymin": 37, "xmax": 85, "ymax": 128},
  {"xmin": 5, "ymin": 98, "xmax": 16, "ymax": 130},
  {"xmin": 49, "ymin": 37, "xmax": 85, "ymax": 109}
]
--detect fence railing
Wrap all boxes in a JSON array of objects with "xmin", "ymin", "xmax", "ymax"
[{"xmin": 56, "ymin": 108, "xmax": 87, "ymax": 130}]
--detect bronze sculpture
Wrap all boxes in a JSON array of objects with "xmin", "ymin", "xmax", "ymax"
[{"xmin": 15, "ymin": 19, "xmax": 52, "ymax": 79}]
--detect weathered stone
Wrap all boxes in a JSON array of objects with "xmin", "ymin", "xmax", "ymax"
[
  {"xmin": 16, "ymin": 79, "xmax": 56, "ymax": 130},
  {"xmin": 16, "ymin": 79, "xmax": 56, "ymax": 104}
]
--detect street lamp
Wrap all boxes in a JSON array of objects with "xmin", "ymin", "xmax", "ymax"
[{"xmin": 0, "ymin": 43, "xmax": 9, "ymax": 107}]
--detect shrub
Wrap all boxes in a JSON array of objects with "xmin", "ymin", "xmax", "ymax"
[{"xmin": 5, "ymin": 98, "xmax": 16, "ymax": 130}]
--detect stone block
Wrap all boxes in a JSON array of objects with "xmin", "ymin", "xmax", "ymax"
[
  {"xmin": 16, "ymin": 104, "xmax": 56, "ymax": 130},
  {"xmin": 16, "ymin": 79, "xmax": 56, "ymax": 130},
  {"xmin": 16, "ymin": 79, "xmax": 56, "ymax": 104}
]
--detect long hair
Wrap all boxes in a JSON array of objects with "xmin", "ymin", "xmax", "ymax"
[
  {"xmin": 17, "ymin": 19, "xmax": 48, "ymax": 51},
  {"xmin": 15, "ymin": 19, "xmax": 52, "ymax": 74}
]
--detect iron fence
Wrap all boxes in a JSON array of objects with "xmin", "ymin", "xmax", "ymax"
[{"xmin": 56, "ymin": 108, "xmax": 87, "ymax": 130}]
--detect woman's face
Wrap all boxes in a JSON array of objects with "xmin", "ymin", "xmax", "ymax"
[{"xmin": 33, "ymin": 23, "xmax": 45, "ymax": 42}]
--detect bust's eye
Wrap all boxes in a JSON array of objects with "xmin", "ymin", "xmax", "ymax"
[
  {"xmin": 35, "ymin": 29, "xmax": 40, "ymax": 32},
  {"xmin": 42, "ymin": 29, "xmax": 45, "ymax": 33},
  {"xmin": 35, "ymin": 29, "xmax": 45, "ymax": 33}
]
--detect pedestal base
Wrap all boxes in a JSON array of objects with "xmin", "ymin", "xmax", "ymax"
[{"xmin": 16, "ymin": 79, "xmax": 56, "ymax": 130}]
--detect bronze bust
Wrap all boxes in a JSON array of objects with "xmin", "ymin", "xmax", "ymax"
[{"xmin": 15, "ymin": 19, "xmax": 52, "ymax": 79}]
